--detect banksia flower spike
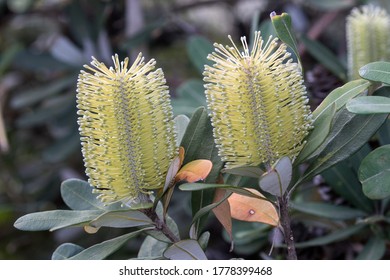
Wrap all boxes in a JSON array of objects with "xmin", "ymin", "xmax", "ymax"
[
  {"xmin": 347, "ymin": 5, "xmax": 390, "ymax": 80},
  {"xmin": 77, "ymin": 54, "xmax": 177, "ymax": 205},
  {"xmin": 204, "ymin": 32, "xmax": 312, "ymax": 170}
]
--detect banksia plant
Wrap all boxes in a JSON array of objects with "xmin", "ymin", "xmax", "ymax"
[
  {"xmin": 203, "ymin": 31, "xmax": 312, "ymax": 170},
  {"xmin": 77, "ymin": 54, "xmax": 178, "ymax": 205},
  {"xmin": 346, "ymin": 4, "xmax": 390, "ymax": 80}
]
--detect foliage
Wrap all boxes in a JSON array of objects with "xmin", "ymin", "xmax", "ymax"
[{"xmin": 2, "ymin": 0, "xmax": 390, "ymax": 260}]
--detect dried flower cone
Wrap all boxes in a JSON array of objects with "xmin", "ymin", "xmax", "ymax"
[
  {"xmin": 347, "ymin": 5, "xmax": 390, "ymax": 80},
  {"xmin": 204, "ymin": 32, "xmax": 312, "ymax": 169},
  {"xmin": 77, "ymin": 54, "xmax": 177, "ymax": 204}
]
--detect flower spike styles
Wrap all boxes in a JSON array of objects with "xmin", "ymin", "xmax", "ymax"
[
  {"xmin": 204, "ymin": 32, "xmax": 312, "ymax": 169},
  {"xmin": 346, "ymin": 5, "xmax": 390, "ymax": 80},
  {"xmin": 77, "ymin": 54, "xmax": 178, "ymax": 205}
]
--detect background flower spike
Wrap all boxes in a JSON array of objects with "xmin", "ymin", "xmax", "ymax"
[{"xmin": 346, "ymin": 4, "xmax": 390, "ymax": 81}]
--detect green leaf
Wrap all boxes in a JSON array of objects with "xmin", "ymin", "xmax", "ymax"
[
  {"xmin": 14, "ymin": 209, "xmax": 104, "ymax": 231},
  {"xmin": 359, "ymin": 144, "xmax": 390, "ymax": 199},
  {"xmin": 295, "ymin": 103, "xmax": 336, "ymax": 164},
  {"xmin": 172, "ymin": 79, "xmax": 207, "ymax": 116},
  {"xmin": 183, "ymin": 183, "xmax": 275, "ymax": 231},
  {"xmin": 347, "ymin": 96, "xmax": 390, "ymax": 114},
  {"xmin": 16, "ymin": 94, "xmax": 75, "ymax": 128},
  {"xmin": 301, "ymin": 35, "xmax": 346, "ymax": 81},
  {"xmin": 137, "ymin": 236, "xmax": 168, "ymax": 260},
  {"xmin": 190, "ymin": 189, "xmax": 231, "ymax": 229},
  {"xmin": 171, "ymin": 100, "xmax": 198, "ymax": 116},
  {"xmin": 347, "ymin": 143, "xmax": 372, "ymax": 173},
  {"xmin": 180, "ymin": 107, "xmax": 214, "ymax": 164},
  {"xmin": 259, "ymin": 156, "xmax": 292, "ymax": 196},
  {"xmin": 359, "ymin": 61, "xmax": 390, "ymax": 85},
  {"xmin": 120, "ymin": 21, "xmax": 165, "ymax": 50},
  {"xmin": 290, "ymin": 202, "xmax": 366, "ymax": 220},
  {"xmin": 51, "ymin": 243, "xmax": 84, "ymax": 260},
  {"xmin": 270, "ymin": 12, "xmax": 301, "ymax": 70},
  {"xmin": 10, "ymin": 75, "xmax": 76, "ymax": 109},
  {"xmin": 258, "ymin": 19, "xmax": 277, "ymax": 46},
  {"xmin": 176, "ymin": 79, "xmax": 207, "ymax": 106},
  {"xmin": 313, "ymin": 79, "xmax": 371, "ymax": 121},
  {"xmin": 0, "ymin": 43, "xmax": 22, "ymax": 75},
  {"xmin": 147, "ymin": 203, "xmax": 180, "ymax": 243},
  {"xmin": 43, "ymin": 132, "xmax": 80, "ymax": 163},
  {"xmin": 144, "ymin": 229, "xmax": 173, "ymax": 244},
  {"xmin": 13, "ymin": 51, "xmax": 74, "ymax": 72},
  {"xmin": 321, "ymin": 152, "xmax": 374, "ymax": 213},
  {"xmin": 165, "ymin": 214, "xmax": 180, "ymax": 241},
  {"xmin": 7, "ymin": 0, "xmax": 34, "ymax": 12},
  {"xmin": 69, "ymin": 229, "xmax": 150, "ymax": 260},
  {"xmin": 226, "ymin": 221, "xmax": 270, "ymax": 255},
  {"xmin": 174, "ymin": 114, "xmax": 190, "ymax": 147},
  {"xmin": 65, "ymin": 0, "xmax": 93, "ymax": 47},
  {"xmin": 88, "ymin": 209, "xmax": 153, "ymax": 230},
  {"xmin": 198, "ymin": 231, "xmax": 210, "ymax": 250},
  {"xmin": 187, "ymin": 36, "xmax": 214, "ymax": 75},
  {"xmin": 305, "ymin": 0, "xmax": 355, "ymax": 11},
  {"xmin": 378, "ymin": 118, "xmax": 390, "ymax": 146},
  {"xmin": 222, "ymin": 166, "xmax": 264, "ymax": 178},
  {"xmin": 180, "ymin": 183, "xmax": 267, "ymax": 200},
  {"xmin": 249, "ymin": 10, "xmax": 260, "ymax": 48},
  {"xmin": 358, "ymin": 215, "xmax": 390, "ymax": 225},
  {"xmin": 163, "ymin": 239, "xmax": 208, "ymax": 260},
  {"xmin": 60, "ymin": 179, "xmax": 122, "ymax": 211},
  {"xmin": 180, "ymin": 107, "xmax": 223, "ymax": 237},
  {"xmin": 356, "ymin": 237, "xmax": 386, "ymax": 260},
  {"xmin": 230, "ymin": 222, "xmax": 270, "ymax": 245},
  {"xmin": 300, "ymin": 107, "xmax": 388, "ymax": 182},
  {"xmin": 294, "ymin": 224, "xmax": 366, "ymax": 248}
]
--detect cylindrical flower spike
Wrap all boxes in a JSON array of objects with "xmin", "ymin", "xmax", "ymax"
[
  {"xmin": 347, "ymin": 5, "xmax": 390, "ymax": 80},
  {"xmin": 204, "ymin": 32, "xmax": 312, "ymax": 170},
  {"xmin": 77, "ymin": 54, "xmax": 177, "ymax": 204}
]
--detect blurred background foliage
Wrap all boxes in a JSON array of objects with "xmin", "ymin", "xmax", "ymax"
[{"xmin": 1, "ymin": 0, "xmax": 389, "ymax": 259}]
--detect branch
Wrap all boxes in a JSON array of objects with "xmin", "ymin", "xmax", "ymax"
[
  {"xmin": 278, "ymin": 193, "xmax": 297, "ymax": 260},
  {"xmin": 143, "ymin": 208, "xmax": 180, "ymax": 243}
]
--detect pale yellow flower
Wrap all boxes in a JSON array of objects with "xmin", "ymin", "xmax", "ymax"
[
  {"xmin": 204, "ymin": 32, "xmax": 312, "ymax": 169},
  {"xmin": 347, "ymin": 5, "xmax": 390, "ymax": 80},
  {"xmin": 77, "ymin": 54, "xmax": 177, "ymax": 204}
]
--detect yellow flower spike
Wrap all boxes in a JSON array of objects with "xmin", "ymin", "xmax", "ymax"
[
  {"xmin": 77, "ymin": 54, "xmax": 178, "ymax": 205},
  {"xmin": 204, "ymin": 32, "xmax": 312, "ymax": 169},
  {"xmin": 347, "ymin": 5, "xmax": 390, "ymax": 80}
]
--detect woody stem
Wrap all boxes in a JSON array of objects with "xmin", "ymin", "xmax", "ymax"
[{"xmin": 277, "ymin": 192, "xmax": 297, "ymax": 260}]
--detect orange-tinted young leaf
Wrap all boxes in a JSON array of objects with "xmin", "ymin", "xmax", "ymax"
[
  {"xmin": 228, "ymin": 188, "xmax": 279, "ymax": 226},
  {"xmin": 179, "ymin": 146, "xmax": 185, "ymax": 165},
  {"xmin": 175, "ymin": 160, "xmax": 212, "ymax": 183},
  {"xmin": 212, "ymin": 188, "xmax": 233, "ymax": 246}
]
